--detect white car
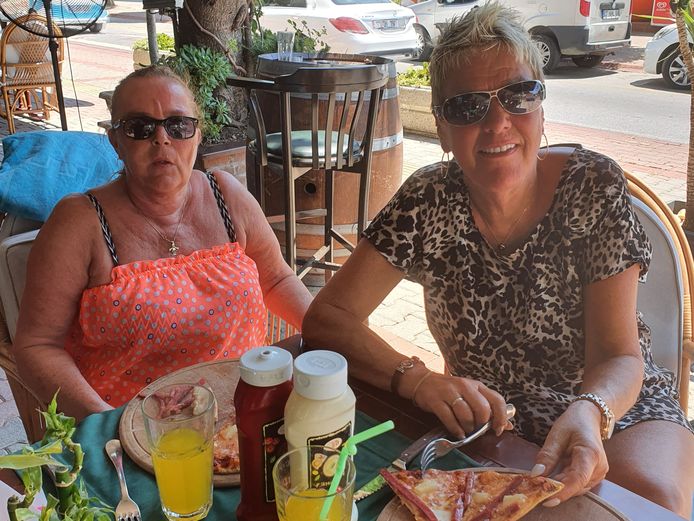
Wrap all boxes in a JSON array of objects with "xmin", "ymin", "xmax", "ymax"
[
  {"xmin": 644, "ymin": 23, "xmax": 691, "ymax": 90},
  {"xmin": 259, "ymin": 0, "xmax": 418, "ymax": 59},
  {"xmin": 408, "ymin": 0, "xmax": 632, "ymax": 72}
]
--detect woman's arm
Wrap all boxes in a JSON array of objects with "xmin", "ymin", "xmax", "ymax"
[
  {"xmin": 303, "ymin": 239, "xmax": 510, "ymax": 438},
  {"xmin": 12, "ymin": 196, "xmax": 112, "ymax": 420},
  {"xmin": 535, "ymin": 264, "xmax": 644, "ymax": 503},
  {"xmin": 210, "ymin": 170, "xmax": 312, "ymax": 330}
]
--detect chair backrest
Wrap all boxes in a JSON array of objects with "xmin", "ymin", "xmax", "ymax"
[
  {"xmin": 0, "ymin": 229, "xmax": 38, "ymax": 341},
  {"xmin": 0, "ymin": 14, "xmax": 63, "ymax": 85},
  {"xmin": 0, "ymin": 228, "xmax": 45, "ymax": 442},
  {"xmin": 231, "ymin": 64, "xmax": 388, "ymax": 172},
  {"xmin": 0, "ymin": 213, "xmax": 42, "ymax": 243},
  {"xmin": 626, "ymin": 172, "xmax": 693, "ymax": 412},
  {"xmin": 631, "ymin": 197, "xmax": 684, "ymax": 379}
]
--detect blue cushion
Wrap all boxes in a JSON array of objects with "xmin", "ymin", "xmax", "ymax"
[{"xmin": 0, "ymin": 131, "xmax": 122, "ymax": 222}]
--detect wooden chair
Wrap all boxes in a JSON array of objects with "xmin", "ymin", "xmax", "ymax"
[
  {"xmin": 626, "ymin": 172, "xmax": 694, "ymax": 412},
  {"xmin": 227, "ymin": 64, "xmax": 387, "ymax": 279},
  {"xmin": 0, "ymin": 14, "xmax": 63, "ymax": 133}
]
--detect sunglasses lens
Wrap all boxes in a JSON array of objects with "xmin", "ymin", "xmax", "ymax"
[
  {"xmin": 123, "ymin": 118, "xmax": 155, "ymax": 139},
  {"xmin": 443, "ymin": 92, "xmax": 490, "ymax": 125},
  {"xmin": 164, "ymin": 116, "xmax": 197, "ymax": 139},
  {"xmin": 498, "ymin": 80, "xmax": 545, "ymax": 114}
]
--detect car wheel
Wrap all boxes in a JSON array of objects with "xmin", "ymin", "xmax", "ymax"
[
  {"xmin": 532, "ymin": 34, "xmax": 560, "ymax": 74},
  {"xmin": 571, "ymin": 54, "xmax": 605, "ymax": 68},
  {"xmin": 89, "ymin": 23, "xmax": 103, "ymax": 33},
  {"xmin": 662, "ymin": 50, "xmax": 690, "ymax": 90},
  {"xmin": 413, "ymin": 26, "xmax": 433, "ymax": 62}
]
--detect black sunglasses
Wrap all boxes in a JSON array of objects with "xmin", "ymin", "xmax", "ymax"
[
  {"xmin": 112, "ymin": 116, "xmax": 199, "ymax": 140},
  {"xmin": 432, "ymin": 80, "xmax": 546, "ymax": 127}
]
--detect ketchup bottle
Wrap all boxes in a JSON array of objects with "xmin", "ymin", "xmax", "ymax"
[{"xmin": 235, "ymin": 346, "xmax": 293, "ymax": 521}]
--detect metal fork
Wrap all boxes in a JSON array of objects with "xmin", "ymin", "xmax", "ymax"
[
  {"xmin": 420, "ymin": 403, "xmax": 517, "ymax": 472},
  {"xmin": 105, "ymin": 439, "xmax": 142, "ymax": 521}
]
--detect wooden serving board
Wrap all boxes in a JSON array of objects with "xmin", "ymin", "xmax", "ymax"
[
  {"xmin": 119, "ymin": 359, "xmax": 241, "ymax": 488},
  {"xmin": 376, "ymin": 468, "xmax": 629, "ymax": 521}
]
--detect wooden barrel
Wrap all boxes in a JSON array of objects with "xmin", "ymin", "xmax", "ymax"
[{"xmin": 249, "ymin": 53, "xmax": 403, "ymax": 286}]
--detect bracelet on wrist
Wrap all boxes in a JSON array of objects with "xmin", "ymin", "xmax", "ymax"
[
  {"xmin": 411, "ymin": 371, "xmax": 433, "ymax": 408},
  {"xmin": 390, "ymin": 355, "xmax": 426, "ymax": 395}
]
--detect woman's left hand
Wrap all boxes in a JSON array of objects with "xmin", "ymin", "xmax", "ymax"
[{"xmin": 531, "ymin": 400, "xmax": 609, "ymax": 506}]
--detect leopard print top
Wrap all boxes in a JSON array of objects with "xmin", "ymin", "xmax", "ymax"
[{"xmin": 364, "ymin": 148, "xmax": 692, "ymax": 444}]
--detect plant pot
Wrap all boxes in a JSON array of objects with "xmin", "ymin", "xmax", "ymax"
[
  {"xmin": 195, "ymin": 139, "xmax": 247, "ymax": 188},
  {"xmin": 132, "ymin": 49, "xmax": 174, "ymax": 70},
  {"xmin": 399, "ymin": 85, "xmax": 436, "ymax": 138}
]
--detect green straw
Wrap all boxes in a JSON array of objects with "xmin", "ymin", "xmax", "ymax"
[{"xmin": 319, "ymin": 420, "xmax": 394, "ymax": 521}]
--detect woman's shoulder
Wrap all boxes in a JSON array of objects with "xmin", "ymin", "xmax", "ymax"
[
  {"xmin": 559, "ymin": 147, "xmax": 627, "ymax": 197},
  {"xmin": 398, "ymin": 162, "xmax": 453, "ymax": 198}
]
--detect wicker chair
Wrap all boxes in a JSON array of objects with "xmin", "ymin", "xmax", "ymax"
[
  {"xmin": 626, "ymin": 172, "xmax": 694, "ymax": 412},
  {"xmin": 0, "ymin": 14, "xmax": 63, "ymax": 133}
]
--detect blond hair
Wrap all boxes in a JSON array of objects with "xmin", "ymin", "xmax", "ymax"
[
  {"xmin": 428, "ymin": 1, "xmax": 544, "ymax": 105},
  {"xmin": 110, "ymin": 65, "xmax": 200, "ymax": 120}
]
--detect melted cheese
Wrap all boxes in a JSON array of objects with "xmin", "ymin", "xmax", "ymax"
[
  {"xmin": 472, "ymin": 491, "xmax": 490, "ymax": 504},
  {"xmin": 413, "ymin": 478, "xmax": 439, "ymax": 496},
  {"xmin": 430, "ymin": 508, "xmax": 451, "ymax": 521},
  {"xmin": 502, "ymin": 493, "xmax": 528, "ymax": 507}
]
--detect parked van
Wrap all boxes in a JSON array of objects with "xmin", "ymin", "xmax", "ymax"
[{"xmin": 408, "ymin": 0, "xmax": 632, "ymax": 72}]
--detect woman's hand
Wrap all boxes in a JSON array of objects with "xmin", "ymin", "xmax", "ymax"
[
  {"xmin": 412, "ymin": 372, "xmax": 511, "ymax": 438},
  {"xmin": 532, "ymin": 400, "xmax": 609, "ymax": 506}
]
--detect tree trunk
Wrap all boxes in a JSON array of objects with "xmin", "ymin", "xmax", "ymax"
[
  {"xmin": 177, "ymin": 0, "xmax": 250, "ymax": 138},
  {"xmin": 675, "ymin": 9, "xmax": 694, "ymax": 232}
]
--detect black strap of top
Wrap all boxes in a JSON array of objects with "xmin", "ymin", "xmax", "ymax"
[
  {"xmin": 204, "ymin": 170, "xmax": 237, "ymax": 243},
  {"xmin": 86, "ymin": 173, "xmax": 235, "ymax": 267},
  {"xmin": 86, "ymin": 193, "xmax": 120, "ymax": 266}
]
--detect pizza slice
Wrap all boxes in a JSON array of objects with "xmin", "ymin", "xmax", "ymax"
[
  {"xmin": 380, "ymin": 468, "xmax": 563, "ymax": 521},
  {"xmin": 213, "ymin": 416, "xmax": 240, "ymax": 474}
]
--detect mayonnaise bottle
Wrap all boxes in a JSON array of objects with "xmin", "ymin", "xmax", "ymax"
[{"xmin": 284, "ymin": 350, "xmax": 356, "ymax": 460}]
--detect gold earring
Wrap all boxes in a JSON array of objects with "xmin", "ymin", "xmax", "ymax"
[
  {"xmin": 537, "ymin": 132, "xmax": 549, "ymax": 161},
  {"xmin": 441, "ymin": 151, "xmax": 452, "ymax": 178}
]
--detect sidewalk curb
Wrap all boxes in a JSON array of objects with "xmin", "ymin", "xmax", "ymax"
[{"xmin": 600, "ymin": 60, "xmax": 644, "ymax": 73}]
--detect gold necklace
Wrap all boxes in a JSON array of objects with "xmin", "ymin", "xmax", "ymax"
[
  {"xmin": 128, "ymin": 186, "xmax": 191, "ymax": 256},
  {"xmin": 472, "ymin": 202, "xmax": 530, "ymax": 254}
]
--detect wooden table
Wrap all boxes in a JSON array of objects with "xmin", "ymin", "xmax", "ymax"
[
  {"xmin": 0, "ymin": 363, "xmax": 685, "ymax": 521},
  {"xmin": 351, "ymin": 376, "xmax": 686, "ymax": 521}
]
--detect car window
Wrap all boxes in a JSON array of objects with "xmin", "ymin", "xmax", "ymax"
[
  {"xmin": 265, "ymin": 0, "xmax": 307, "ymax": 7},
  {"xmin": 331, "ymin": 0, "xmax": 391, "ymax": 5}
]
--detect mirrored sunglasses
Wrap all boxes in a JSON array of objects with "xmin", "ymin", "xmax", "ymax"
[
  {"xmin": 112, "ymin": 116, "xmax": 199, "ymax": 140},
  {"xmin": 432, "ymin": 80, "xmax": 546, "ymax": 127}
]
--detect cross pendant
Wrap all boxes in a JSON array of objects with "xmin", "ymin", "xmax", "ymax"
[{"xmin": 168, "ymin": 241, "xmax": 180, "ymax": 256}]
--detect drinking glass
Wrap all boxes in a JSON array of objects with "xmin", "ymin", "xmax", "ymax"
[
  {"xmin": 276, "ymin": 31, "xmax": 295, "ymax": 61},
  {"xmin": 142, "ymin": 383, "xmax": 216, "ymax": 521},
  {"xmin": 273, "ymin": 445, "xmax": 357, "ymax": 521}
]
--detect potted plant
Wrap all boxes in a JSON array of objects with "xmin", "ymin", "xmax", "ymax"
[
  {"xmin": 0, "ymin": 395, "xmax": 112, "ymax": 520},
  {"xmin": 132, "ymin": 33, "xmax": 176, "ymax": 70},
  {"xmin": 161, "ymin": 45, "xmax": 248, "ymax": 183}
]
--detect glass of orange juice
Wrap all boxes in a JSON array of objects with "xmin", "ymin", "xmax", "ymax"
[
  {"xmin": 142, "ymin": 383, "xmax": 216, "ymax": 521},
  {"xmin": 273, "ymin": 445, "xmax": 357, "ymax": 521}
]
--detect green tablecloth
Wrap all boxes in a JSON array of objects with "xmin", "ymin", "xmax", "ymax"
[{"xmin": 48, "ymin": 407, "xmax": 478, "ymax": 520}]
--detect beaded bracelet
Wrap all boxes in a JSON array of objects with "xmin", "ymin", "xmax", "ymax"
[{"xmin": 411, "ymin": 371, "xmax": 434, "ymax": 408}]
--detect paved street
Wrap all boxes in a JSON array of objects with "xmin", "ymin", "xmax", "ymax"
[{"xmin": 0, "ymin": 5, "xmax": 692, "ymax": 455}]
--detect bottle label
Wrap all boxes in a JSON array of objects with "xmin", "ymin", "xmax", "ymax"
[
  {"xmin": 305, "ymin": 422, "xmax": 352, "ymax": 489},
  {"xmin": 262, "ymin": 418, "xmax": 287, "ymax": 502}
]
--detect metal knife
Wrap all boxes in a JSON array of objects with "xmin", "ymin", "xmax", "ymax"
[{"xmin": 354, "ymin": 426, "xmax": 446, "ymax": 502}]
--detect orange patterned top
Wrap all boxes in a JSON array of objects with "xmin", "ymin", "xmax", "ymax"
[{"xmin": 64, "ymin": 172, "xmax": 267, "ymax": 406}]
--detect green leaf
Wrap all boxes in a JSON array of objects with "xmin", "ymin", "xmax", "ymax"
[{"xmin": 0, "ymin": 454, "xmax": 63, "ymax": 470}]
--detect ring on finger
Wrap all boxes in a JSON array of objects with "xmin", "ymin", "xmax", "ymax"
[{"xmin": 450, "ymin": 396, "xmax": 465, "ymax": 407}]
